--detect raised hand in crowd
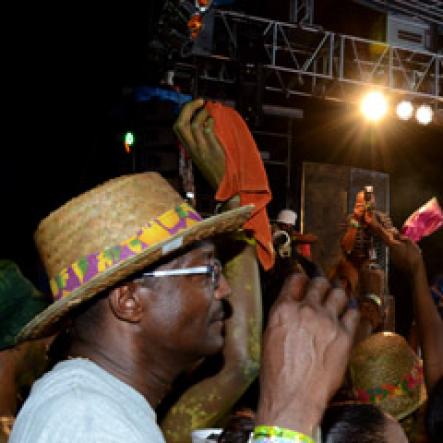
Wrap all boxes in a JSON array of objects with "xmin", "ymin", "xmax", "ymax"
[
  {"xmin": 173, "ymin": 98, "xmax": 225, "ymax": 190},
  {"xmin": 255, "ymin": 274, "xmax": 360, "ymax": 440},
  {"xmin": 388, "ymin": 233, "xmax": 443, "ymax": 390}
]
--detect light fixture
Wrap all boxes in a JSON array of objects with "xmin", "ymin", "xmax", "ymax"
[
  {"xmin": 123, "ymin": 131, "xmax": 135, "ymax": 153},
  {"xmin": 415, "ymin": 104, "xmax": 433, "ymax": 125},
  {"xmin": 360, "ymin": 91, "xmax": 388, "ymax": 122},
  {"xmin": 396, "ymin": 100, "xmax": 414, "ymax": 120},
  {"xmin": 195, "ymin": 0, "xmax": 212, "ymax": 13}
]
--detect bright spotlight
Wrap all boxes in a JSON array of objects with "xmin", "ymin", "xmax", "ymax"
[
  {"xmin": 396, "ymin": 100, "xmax": 414, "ymax": 120},
  {"xmin": 361, "ymin": 91, "xmax": 388, "ymax": 122},
  {"xmin": 415, "ymin": 105, "xmax": 433, "ymax": 125}
]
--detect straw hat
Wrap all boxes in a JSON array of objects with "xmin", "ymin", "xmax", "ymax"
[
  {"xmin": 0, "ymin": 260, "xmax": 50, "ymax": 349},
  {"xmin": 17, "ymin": 172, "xmax": 253, "ymax": 342},
  {"xmin": 349, "ymin": 332, "xmax": 427, "ymax": 420}
]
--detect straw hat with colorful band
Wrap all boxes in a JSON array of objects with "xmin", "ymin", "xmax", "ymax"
[
  {"xmin": 17, "ymin": 172, "xmax": 253, "ymax": 342},
  {"xmin": 349, "ymin": 332, "xmax": 427, "ymax": 420},
  {"xmin": 354, "ymin": 358, "xmax": 424, "ymax": 404},
  {"xmin": 49, "ymin": 202, "xmax": 202, "ymax": 301}
]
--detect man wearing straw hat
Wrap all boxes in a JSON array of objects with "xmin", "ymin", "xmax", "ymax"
[{"xmin": 10, "ymin": 99, "xmax": 360, "ymax": 443}]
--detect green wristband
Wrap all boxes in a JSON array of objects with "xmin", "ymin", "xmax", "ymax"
[{"xmin": 253, "ymin": 425, "xmax": 315, "ymax": 443}]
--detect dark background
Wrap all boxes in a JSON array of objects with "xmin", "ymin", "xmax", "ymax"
[{"xmin": 2, "ymin": 1, "xmax": 442, "ymax": 334}]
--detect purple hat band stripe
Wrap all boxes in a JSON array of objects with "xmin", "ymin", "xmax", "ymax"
[{"xmin": 49, "ymin": 203, "xmax": 202, "ymax": 300}]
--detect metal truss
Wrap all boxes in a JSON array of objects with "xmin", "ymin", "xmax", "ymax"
[
  {"xmin": 289, "ymin": 0, "xmax": 314, "ymax": 24},
  {"xmin": 185, "ymin": 9, "xmax": 443, "ymax": 109},
  {"xmin": 354, "ymin": 0, "xmax": 443, "ymax": 26}
]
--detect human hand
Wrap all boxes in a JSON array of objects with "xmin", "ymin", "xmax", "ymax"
[
  {"xmin": 353, "ymin": 190, "xmax": 378, "ymax": 228},
  {"xmin": 256, "ymin": 274, "xmax": 360, "ymax": 437},
  {"xmin": 173, "ymin": 98, "xmax": 225, "ymax": 190},
  {"xmin": 388, "ymin": 233, "xmax": 423, "ymax": 274}
]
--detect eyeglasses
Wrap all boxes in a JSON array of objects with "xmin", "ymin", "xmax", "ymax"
[{"xmin": 138, "ymin": 259, "xmax": 222, "ymax": 289}]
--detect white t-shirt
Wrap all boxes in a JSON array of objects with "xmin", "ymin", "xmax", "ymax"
[{"xmin": 9, "ymin": 358, "xmax": 166, "ymax": 443}]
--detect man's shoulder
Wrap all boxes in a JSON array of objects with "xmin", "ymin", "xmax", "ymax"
[
  {"xmin": 10, "ymin": 359, "xmax": 164, "ymax": 443},
  {"xmin": 21, "ymin": 358, "xmax": 149, "ymax": 415},
  {"xmin": 25, "ymin": 359, "xmax": 112, "ymax": 402},
  {"xmin": 11, "ymin": 384, "xmax": 161, "ymax": 443},
  {"xmin": 15, "ymin": 381, "xmax": 127, "ymax": 427}
]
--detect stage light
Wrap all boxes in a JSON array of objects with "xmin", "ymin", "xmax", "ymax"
[
  {"xmin": 396, "ymin": 100, "xmax": 414, "ymax": 120},
  {"xmin": 195, "ymin": 0, "xmax": 212, "ymax": 12},
  {"xmin": 123, "ymin": 131, "xmax": 135, "ymax": 153},
  {"xmin": 415, "ymin": 104, "xmax": 433, "ymax": 125},
  {"xmin": 360, "ymin": 91, "xmax": 388, "ymax": 122}
]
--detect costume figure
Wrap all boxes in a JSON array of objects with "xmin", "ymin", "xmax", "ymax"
[
  {"xmin": 272, "ymin": 209, "xmax": 318, "ymax": 279},
  {"xmin": 272, "ymin": 209, "xmax": 318, "ymax": 266},
  {"xmin": 341, "ymin": 187, "xmax": 394, "ymax": 274},
  {"xmin": 332, "ymin": 186, "xmax": 397, "ymax": 337}
]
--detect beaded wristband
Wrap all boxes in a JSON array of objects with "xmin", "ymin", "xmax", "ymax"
[{"xmin": 253, "ymin": 425, "xmax": 315, "ymax": 443}]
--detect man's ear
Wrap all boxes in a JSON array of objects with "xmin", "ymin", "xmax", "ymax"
[{"xmin": 108, "ymin": 284, "xmax": 145, "ymax": 323}]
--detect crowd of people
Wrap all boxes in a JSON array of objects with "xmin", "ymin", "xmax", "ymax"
[{"xmin": 0, "ymin": 98, "xmax": 442, "ymax": 443}]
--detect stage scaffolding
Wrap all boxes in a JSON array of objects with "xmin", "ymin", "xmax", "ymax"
[{"xmin": 180, "ymin": 9, "xmax": 442, "ymax": 111}]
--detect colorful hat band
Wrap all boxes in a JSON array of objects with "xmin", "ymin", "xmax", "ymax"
[
  {"xmin": 50, "ymin": 203, "xmax": 202, "ymax": 300},
  {"xmin": 354, "ymin": 359, "xmax": 424, "ymax": 404}
]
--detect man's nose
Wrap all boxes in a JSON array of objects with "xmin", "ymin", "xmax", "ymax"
[{"xmin": 214, "ymin": 274, "xmax": 231, "ymax": 300}]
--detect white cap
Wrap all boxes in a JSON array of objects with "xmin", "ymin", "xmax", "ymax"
[{"xmin": 276, "ymin": 209, "xmax": 297, "ymax": 226}]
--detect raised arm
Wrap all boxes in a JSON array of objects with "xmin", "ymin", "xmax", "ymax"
[
  {"xmin": 388, "ymin": 234, "xmax": 443, "ymax": 391},
  {"xmin": 161, "ymin": 99, "xmax": 262, "ymax": 443}
]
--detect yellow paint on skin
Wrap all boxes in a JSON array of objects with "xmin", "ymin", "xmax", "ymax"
[
  {"xmin": 248, "ymin": 317, "xmax": 261, "ymax": 364},
  {"xmin": 167, "ymin": 389, "xmax": 223, "ymax": 430}
]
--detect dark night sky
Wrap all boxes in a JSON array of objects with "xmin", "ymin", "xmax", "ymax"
[
  {"xmin": 3, "ymin": 3, "xmax": 155, "ymax": 279},
  {"xmin": 2, "ymin": 1, "xmax": 442, "ymax": 303}
]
